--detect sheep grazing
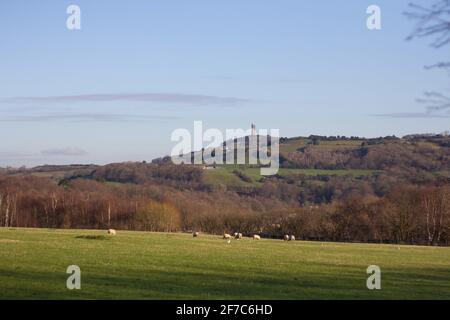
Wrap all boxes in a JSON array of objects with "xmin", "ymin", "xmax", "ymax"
[
  {"xmin": 223, "ymin": 233, "xmax": 232, "ymax": 240},
  {"xmin": 235, "ymin": 233, "xmax": 243, "ymax": 240},
  {"xmin": 284, "ymin": 235, "xmax": 290, "ymax": 241},
  {"xmin": 290, "ymin": 235, "xmax": 296, "ymax": 241},
  {"xmin": 253, "ymin": 235, "xmax": 261, "ymax": 240},
  {"xmin": 107, "ymin": 229, "xmax": 117, "ymax": 236},
  {"xmin": 193, "ymin": 232, "xmax": 200, "ymax": 238}
]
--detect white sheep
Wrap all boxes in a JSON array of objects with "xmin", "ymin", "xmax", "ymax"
[
  {"xmin": 107, "ymin": 229, "xmax": 117, "ymax": 236},
  {"xmin": 235, "ymin": 233, "xmax": 243, "ymax": 240},
  {"xmin": 290, "ymin": 235, "xmax": 296, "ymax": 241},
  {"xmin": 223, "ymin": 233, "xmax": 232, "ymax": 240},
  {"xmin": 253, "ymin": 235, "xmax": 261, "ymax": 240},
  {"xmin": 193, "ymin": 232, "xmax": 200, "ymax": 238},
  {"xmin": 284, "ymin": 235, "xmax": 290, "ymax": 241}
]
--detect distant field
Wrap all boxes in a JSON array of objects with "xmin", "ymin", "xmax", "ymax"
[
  {"xmin": 204, "ymin": 166, "xmax": 381, "ymax": 187},
  {"xmin": 8, "ymin": 171, "xmax": 69, "ymax": 180},
  {"xmin": 280, "ymin": 138, "xmax": 364, "ymax": 153},
  {"xmin": 204, "ymin": 166, "xmax": 263, "ymax": 187},
  {"xmin": 277, "ymin": 168, "xmax": 380, "ymax": 177},
  {"xmin": 1, "ymin": 228, "xmax": 449, "ymax": 299},
  {"xmin": 280, "ymin": 138, "xmax": 309, "ymax": 153}
]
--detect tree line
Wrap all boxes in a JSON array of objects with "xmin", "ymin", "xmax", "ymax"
[{"xmin": 0, "ymin": 173, "xmax": 448, "ymax": 246}]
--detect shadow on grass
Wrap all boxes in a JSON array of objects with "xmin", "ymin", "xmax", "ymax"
[
  {"xmin": 1, "ymin": 263, "xmax": 449, "ymax": 300},
  {"xmin": 75, "ymin": 235, "xmax": 109, "ymax": 241},
  {"xmin": 0, "ymin": 267, "xmax": 359, "ymax": 299}
]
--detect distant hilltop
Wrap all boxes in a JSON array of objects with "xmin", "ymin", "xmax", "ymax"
[{"xmin": 1, "ymin": 132, "xmax": 449, "ymax": 172}]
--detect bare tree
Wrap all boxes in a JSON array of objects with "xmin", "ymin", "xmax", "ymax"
[
  {"xmin": 406, "ymin": 1, "xmax": 450, "ymax": 48},
  {"xmin": 416, "ymin": 91, "xmax": 450, "ymax": 114},
  {"xmin": 422, "ymin": 186, "xmax": 450, "ymax": 245},
  {"xmin": 406, "ymin": 1, "xmax": 450, "ymax": 115}
]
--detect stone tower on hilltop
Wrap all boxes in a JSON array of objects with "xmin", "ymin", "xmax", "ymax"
[{"xmin": 251, "ymin": 123, "xmax": 256, "ymax": 136}]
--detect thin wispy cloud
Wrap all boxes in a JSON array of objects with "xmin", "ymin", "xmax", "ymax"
[
  {"xmin": 41, "ymin": 147, "xmax": 87, "ymax": 157},
  {"xmin": 0, "ymin": 151, "xmax": 35, "ymax": 159},
  {"xmin": 1, "ymin": 93, "xmax": 250, "ymax": 106},
  {"xmin": 203, "ymin": 75, "xmax": 236, "ymax": 81},
  {"xmin": 0, "ymin": 113, "xmax": 179, "ymax": 122},
  {"xmin": 371, "ymin": 112, "xmax": 450, "ymax": 119}
]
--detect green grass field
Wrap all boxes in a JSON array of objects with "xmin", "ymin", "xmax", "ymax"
[
  {"xmin": 279, "ymin": 138, "xmax": 364, "ymax": 153},
  {"xmin": 204, "ymin": 167, "xmax": 381, "ymax": 188},
  {"xmin": 1, "ymin": 228, "xmax": 449, "ymax": 300}
]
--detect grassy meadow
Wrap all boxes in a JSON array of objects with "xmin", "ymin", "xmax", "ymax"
[{"xmin": 1, "ymin": 228, "xmax": 449, "ymax": 300}]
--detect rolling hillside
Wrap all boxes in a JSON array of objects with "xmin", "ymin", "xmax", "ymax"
[{"xmin": 0, "ymin": 134, "xmax": 449, "ymax": 246}]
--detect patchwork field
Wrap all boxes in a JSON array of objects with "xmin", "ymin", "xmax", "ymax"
[
  {"xmin": 204, "ymin": 166, "xmax": 380, "ymax": 188},
  {"xmin": 279, "ymin": 138, "xmax": 364, "ymax": 153},
  {"xmin": 1, "ymin": 228, "xmax": 449, "ymax": 300}
]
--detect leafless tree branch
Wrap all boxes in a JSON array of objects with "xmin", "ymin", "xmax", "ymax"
[
  {"xmin": 406, "ymin": 1, "xmax": 450, "ymax": 115},
  {"xmin": 406, "ymin": 1, "xmax": 450, "ymax": 48}
]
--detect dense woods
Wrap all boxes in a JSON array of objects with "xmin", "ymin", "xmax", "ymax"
[{"xmin": 1, "ymin": 134, "xmax": 449, "ymax": 245}]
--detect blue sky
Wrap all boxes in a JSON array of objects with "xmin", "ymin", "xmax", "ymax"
[{"xmin": 0, "ymin": 0, "xmax": 448, "ymax": 167}]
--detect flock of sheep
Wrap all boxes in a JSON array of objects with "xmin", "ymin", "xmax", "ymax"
[
  {"xmin": 196, "ymin": 231, "xmax": 295, "ymax": 242},
  {"xmin": 107, "ymin": 229, "xmax": 296, "ymax": 242}
]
